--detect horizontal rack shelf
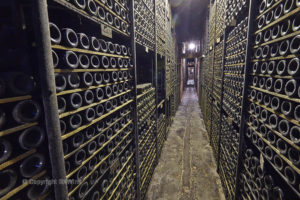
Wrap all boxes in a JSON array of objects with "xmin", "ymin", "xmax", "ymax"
[
  {"xmin": 139, "ymin": 0, "xmax": 154, "ymax": 15},
  {"xmin": 59, "ymin": 89, "xmax": 132, "ymax": 118},
  {"xmin": 138, "ymin": 98, "xmax": 155, "ymax": 109},
  {"xmin": 140, "ymin": 143, "xmax": 156, "ymax": 176},
  {"xmin": 0, "ymin": 170, "xmax": 46, "ymax": 200},
  {"xmin": 226, "ymin": 40, "xmax": 247, "ymax": 53},
  {"xmin": 250, "ymin": 85, "xmax": 300, "ymax": 104},
  {"xmin": 54, "ymin": 68, "xmax": 133, "ymax": 73},
  {"xmin": 123, "ymin": 179, "xmax": 134, "ymax": 197},
  {"xmin": 141, "ymin": 151, "xmax": 156, "ymax": 188},
  {"xmin": 140, "ymin": 149, "xmax": 156, "ymax": 176},
  {"xmin": 256, "ymin": 0, "xmax": 283, "ymax": 20},
  {"xmin": 101, "ymin": 159, "xmax": 133, "ymax": 200},
  {"xmin": 138, "ymin": 105, "xmax": 155, "ymax": 123},
  {"xmin": 140, "ymin": 139, "xmax": 156, "ymax": 170},
  {"xmin": 135, "ymin": 32, "xmax": 155, "ymax": 47},
  {"xmin": 114, "ymin": 173, "xmax": 134, "ymax": 199},
  {"xmin": 52, "ymin": 0, "xmax": 129, "ymax": 37},
  {"xmin": 94, "ymin": 0, "xmax": 129, "ymax": 25},
  {"xmin": 66, "ymin": 121, "xmax": 132, "ymax": 179},
  {"xmin": 76, "ymin": 165, "xmax": 109, "ymax": 198},
  {"xmin": 0, "ymin": 149, "xmax": 36, "ymax": 171},
  {"xmin": 135, "ymin": 40, "xmax": 155, "ymax": 52},
  {"xmin": 241, "ymin": 170, "xmax": 257, "ymax": 199},
  {"xmin": 158, "ymin": 99, "xmax": 165, "ymax": 108},
  {"xmin": 52, "ymin": 45, "xmax": 131, "ymax": 58},
  {"xmin": 157, "ymin": 125, "xmax": 165, "ymax": 138},
  {"xmin": 214, "ymin": 77, "xmax": 222, "ymax": 81},
  {"xmin": 255, "ymin": 7, "xmax": 300, "ymax": 34},
  {"xmin": 219, "ymin": 163, "xmax": 235, "ymax": 198},
  {"xmin": 141, "ymin": 149, "xmax": 155, "ymax": 181},
  {"xmin": 226, "ymin": 28, "xmax": 248, "ymax": 44},
  {"xmin": 248, "ymin": 100, "xmax": 300, "ymax": 151},
  {"xmin": 212, "ymin": 93, "xmax": 221, "ymax": 101},
  {"xmin": 64, "ymin": 111, "xmax": 131, "ymax": 159},
  {"xmin": 0, "ymin": 95, "xmax": 31, "ymax": 104},
  {"xmin": 157, "ymin": 33, "xmax": 166, "ymax": 42},
  {"xmin": 248, "ymin": 134, "xmax": 300, "ymax": 196},
  {"xmin": 249, "ymin": 73, "xmax": 299, "ymax": 79},
  {"xmin": 0, "ymin": 122, "xmax": 38, "ymax": 138},
  {"xmin": 224, "ymin": 63, "xmax": 246, "ymax": 67},
  {"xmin": 252, "ymin": 54, "xmax": 299, "ymax": 62},
  {"xmin": 107, "ymin": 163, "xmax": 134, "ymax": 200},
  {"xmin": 114, "ymin": 0, "xmax": 128, "ymax": 11},
  {"xmin": 139, "ymin": 122, "xmax": 156, "ymax": 151},
  {"xmin": 76, "ymin": 132, "xmax": 132, "ymax": 199},
  {"xmin": 137, "ymin": 87, "xmax": 155, "ymax": 99},
  {"xmin": 69, "ymin": 147, "xmax": 133, "ymax": 197},
  {"xmin": 226, "ymin": 51, "xmax": 246, "ymax": 59},
  {"xmin": 61, "ymin": 99, "xmax": 133, "ymax": 140},
  {"xmin": 248, "ymin": 124, "xmax": 300, "ymax": 174},
  {"xmin": 254, "ymin": 30, "xmax": 300, "ymax": 48},
  {"xmin": 135, "ymin": 10, "xmax": 154, "ymax": 28},
  {"xmin": 56, "ymin": 79, "xmax": 131, "ymax": 96},
  {"xmin": 138, "ymin": 121, "xmax": 155, "ymax": 141},
  {"xmin": 224, "ymin": 72, "xmax": 244, "ymax": 76}
]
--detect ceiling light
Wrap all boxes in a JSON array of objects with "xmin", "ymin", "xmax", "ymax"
[{"xmin": 188, "ymin": 43, "xmax": 195, "ymax": 50}]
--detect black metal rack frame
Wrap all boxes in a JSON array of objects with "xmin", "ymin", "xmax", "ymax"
[
  {"xmin": 0, "ymin": 0, "xmax": 180, "ymax": 200},
  {"xmin": 200, "ymin": 0, "xmax": 300, "ymax": 200}
]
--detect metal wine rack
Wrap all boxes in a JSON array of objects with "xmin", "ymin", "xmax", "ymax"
[
  {"xmin": 134, "ymin": 0, "xmax": 155, "ymax": 51},
  {"xmin": 223, "ymin": 16, "xmax": 248, "ymax": 128},
  {"xmin": 0, "ymin": 2, "xmax": 54, "ymax": 199},
  {"xmin": 219, "ymin": 115, "xmax": 240, "ymax": 199},
  {"xmin": 226, "ymin": 0, "xmax": 247, "ymax": 26},
  {"xmin": 0, "ymin": 0, "xmax": 179, "ymax": 199},
  {"xmin": 213, "ymin": 41, "xmax": 225, "ymax": 106},
  {"xmin": 242, "ymin": 0, "xmax": 300, "ymax": 199},
  {"xmin": 47, "ymin": 0, "xmax": 136, "ymax": 199},
  {"xmin": 136, "ymin": 84, "xmax": 156, "ymax": 199},
  {"xmin": 216, "ymin": 0, "xmax": 227, "ymax": 39},
  {"xmin": 209, "ymin": 2, "xmax": 216, "ymax": 48},
  {"xmin": 156, "ymin": 0, "xmax": 166, "ymax": 56},
  {"xmin": 199, "ymin": 0, "xmax": 300, "ymax": 200},
  {"xmin": 157, "ymin": 113, "xmax": 166, "ymax": 158}
]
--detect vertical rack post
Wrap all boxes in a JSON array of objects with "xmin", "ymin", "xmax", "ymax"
[
  {"xmin": 154, "ymin": 0, "xmax": 159, "ymax": 165},
  {"xmin": 31, "ymin": 0, "xmax": 68, "ymax": 199},
  {"xmin": 234, "ymin": 0, "xmax": 256, "ymax": 199},
  {"xmin": 208, "ymin": 0, "xmax": 216, "ymax": 147},
  {"xmin": 129, "ymin": 0, "xmax": 141, "ymax": 199},
  {"xmin": 164, "ymin": 47, "xmax": 168, "ymax": 138},
  {"xmin": 216, "ymin": 31, "xmax": 227, "ymax": 171}
]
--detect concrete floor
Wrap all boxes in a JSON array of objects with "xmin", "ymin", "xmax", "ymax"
[{"xmin": 146, "ymin": 87, "xmax": 225, "ymax": 200}]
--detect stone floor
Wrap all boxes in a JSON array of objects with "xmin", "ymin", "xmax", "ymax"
[{"xmin": 145, "ymin": 87, "xmax": 225, "ymax": 200}]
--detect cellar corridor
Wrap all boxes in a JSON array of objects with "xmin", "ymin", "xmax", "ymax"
[{"xmin": 145, "ymin": 87, "xmax": 225, "ymax": 200}]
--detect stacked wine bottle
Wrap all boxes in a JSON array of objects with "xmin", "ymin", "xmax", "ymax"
[
  {"xmin": 136, "ymin": 84, "xmax": 156, "ymax": 199},
  {"xmin": 49, "ymin": 12, "xmax": 135, "ymax": 199},
  {"xmin": 134, "ymin": 0, "xmax": 155, "ymax": 50},
  {"xmin": 55, "ymin": 0, "xmax": 131, "ymax": 36},
  {"xmin": 0, "ymin": 3, "xmax": 52, "ymax": 199},
  {"xmin": 243, "ymin": 0, "xmax": 300, "ymax": 198}
]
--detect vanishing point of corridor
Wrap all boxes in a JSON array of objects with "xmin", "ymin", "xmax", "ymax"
[{"xmin": 146, "ymin": 88, "xmax": 225, "ymax": 200}]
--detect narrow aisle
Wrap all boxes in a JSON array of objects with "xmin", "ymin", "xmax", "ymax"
[{"xmin": 146, "ymin": 87, "xmax": 225, "ymax": 200}]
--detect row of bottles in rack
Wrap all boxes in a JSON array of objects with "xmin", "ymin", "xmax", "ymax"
[
  {"xmin": 242, "ymin": 0, "xmax": 300, "ymax": 199},
  {"xmin": 64, "ymin": 0, "xmax": 131, "ymax": 35},
  {"xmin": 48, "ymin": 11, "xmax": 137, "ymax": 198},
  {"xmin": 0, "ymin": 0, "xmax": 178, "ymax": 199},
  {"xmin": 136, "ymin": 83, "xmax": 157, "ymax": 199},
  {"xmin": 0, "ymin": 2, "xmax": 54, "ymax": 199}
]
